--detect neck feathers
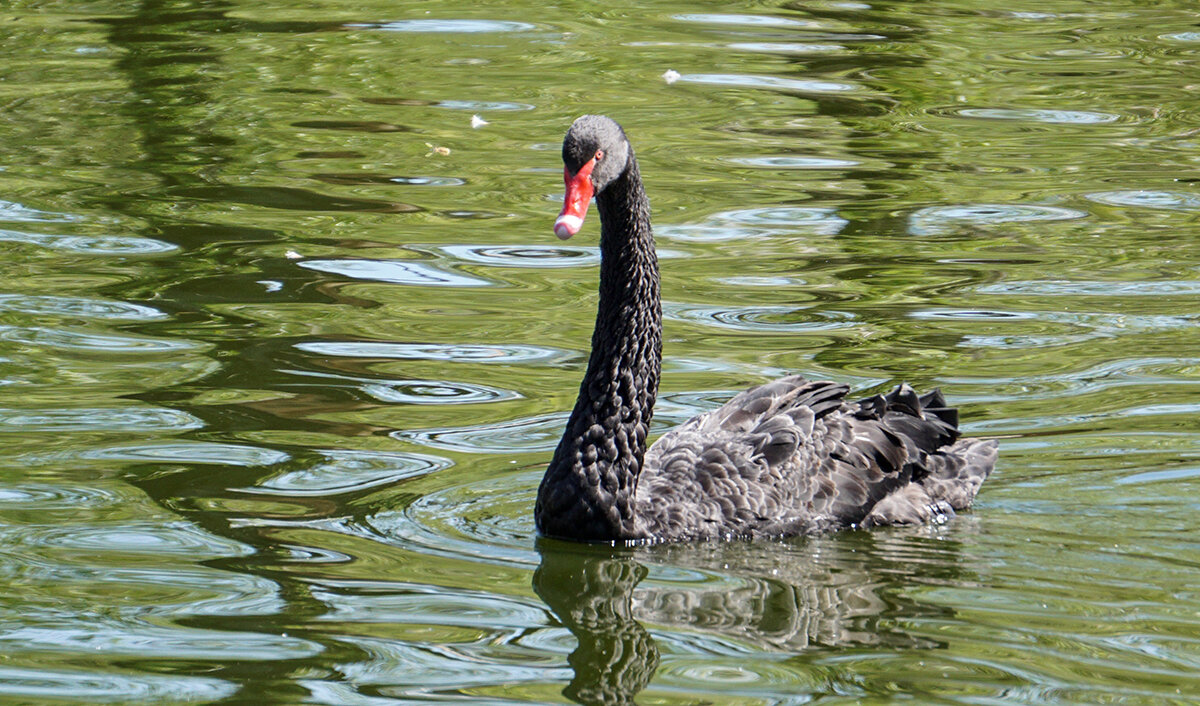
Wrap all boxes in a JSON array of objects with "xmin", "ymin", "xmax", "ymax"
[{"xmin": 536, "ymin": 154, "xmax": 661, "ymax": 542}]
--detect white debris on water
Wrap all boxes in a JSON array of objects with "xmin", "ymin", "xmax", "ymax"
[{"xmin": 662, "ymin": 69, "xmax": 681, "ymax": 84}]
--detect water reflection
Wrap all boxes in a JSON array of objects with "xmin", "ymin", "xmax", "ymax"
[
  {"xmin": 533, "ymin": 544, "xmax": 658, "ymax": 706},
  {"xmin": 534, "ymin": 532, "xmax": 962, "ymax": 705}
]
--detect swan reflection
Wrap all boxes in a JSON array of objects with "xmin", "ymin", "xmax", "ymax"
[{"xmin": 535, "ymin": 530, "xmax": 967, "ymax": 705}]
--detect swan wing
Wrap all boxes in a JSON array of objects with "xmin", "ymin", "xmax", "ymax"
[{"xmin": 637, "ymin": 377, "xmax": 992, "ymax": 540}]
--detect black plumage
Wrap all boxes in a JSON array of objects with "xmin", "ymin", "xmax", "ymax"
[{"xmin": 535, "ymin": 115, "xmax": 997, "ymax": 544}]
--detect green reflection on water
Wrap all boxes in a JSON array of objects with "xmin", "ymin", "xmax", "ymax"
[{"xmin": 0, "ymin": 0, "xmax": 1198, "ymax": 703}]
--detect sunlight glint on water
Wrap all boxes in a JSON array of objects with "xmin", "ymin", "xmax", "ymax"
[{"xmin": 0, "ymin": 0, "xmax": 1198, "ymax": 703}]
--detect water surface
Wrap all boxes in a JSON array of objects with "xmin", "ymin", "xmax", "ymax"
[{"xmin": 2, "ymin": 0, "xmax": 1199, "ymax": 703}]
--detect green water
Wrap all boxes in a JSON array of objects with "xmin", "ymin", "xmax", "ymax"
[{"xmin": 2, "ymin": 0, "xmax": 1199, "ymax": 703}]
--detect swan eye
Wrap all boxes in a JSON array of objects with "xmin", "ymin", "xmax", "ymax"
[{"xmin": 594, "ymin": 150, "xmax": 604, "ymax": 162}]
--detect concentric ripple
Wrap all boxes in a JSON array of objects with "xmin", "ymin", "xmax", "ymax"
[
  {"xmin": 666, "ymin": 303, "xmax": 858, "ymax": 333},
  {"xmin": 0, "ymin": 667, "xmax": 235, "ymax": 703},
  {"xmin": 364, "ymin": 471, "xmax": 540, "ymax": 564},
  {"xmin": 946, "ymin": 107, "xmax": 1121, "ymax": 124},
  {"xmin": 673, "ymin": 13, "xmax": 817, "ymax": 28},
  {"xmin": 909, "ymin": 204, "xmax": 1087, "ymax": 235},
  {"xmin": 440, "ymin": 244, "xmax": 600, "ymax": 268},
  {"xmin": 0, "ymin": 484, "xmax": 123, "ymax": 510},
  {"xmin": 730, "ymin": 155, "xmax": 859, "ymax": 169},
  {"xmin": 0, "ymin": 229, "xmax": 177, "ymax": 254},
  {"xmin": 283, "ymin": 368, "xmax": 521, "ymax": 405},
  {"xmin": 0, "ymin": 199, "xmax": 81, "ymax": 223},
  {"xmin": 0, "ymin": 325, "xmax": 200, "ymax": 353},
  {"xmin": 295, "ymin": 341, "xmax": 570, "ymax": 364},
  {"xmin": 7, "ymin": 521, "xmax": 254, "ymax": 557},
  {"xmin": 392, "ymin": 413, "xmax": 566, "ymax": 454},
  {"xmin": 657, "ymin": 207, "xmax": 848, "ymax": 241},
  {"xmin": 1084, "ymin": 190, "xmax": 1200, "ymax": 211},
  {"xmin": 253, "ymin": 449, "xmax": 452, "ymax": 496},
  {"xmin": 298, "ymin": 259, "xmax": 493, "ymax": 287},
  {"xmin": 351, "ymin": 19, "xmax": 537, "ymax": 33},
  {"xmin": 0, "ymin": 406, "xmax": 201, "ymax": 433},
  {"xmin": 680, "ymin": 73, "xmax": 861, "ymax": 94},
  {"xmin": 0, "ymin": 295, "xmax": 166, "ymax": 320}
]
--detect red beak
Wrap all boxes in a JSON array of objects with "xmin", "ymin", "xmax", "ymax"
[{"xmin": 554, "ymin": 158, "xmax": 597, "ymax": 239}]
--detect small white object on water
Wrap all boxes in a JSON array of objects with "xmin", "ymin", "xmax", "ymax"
[
  {"xmin": 471, "ymin": 114, "xmax": 489, "ymax": 129},
  {"xmin": 662, "ymin": 69, "xmax": 681, "ymax": 85},
  {"xmin": 258, "ymin": 280, "xmax": 283, "ymax": 292},
  {"xmin": 284, "ymin": 250, "xmax": 302, "ymax": 259}
]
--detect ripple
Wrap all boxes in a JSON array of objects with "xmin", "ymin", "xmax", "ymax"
[
  {"xmin": 978, "ymin": 280, "xmax": 1200, "ymax": 296},
  {"xmin": 720, "ymin": 207, "xmax": 849, "ymax": 230},
  {"xmin": 436, "ymin": 100, "xmax": 535, "ymax": 111},
  {"xmin": 909, "ymin": 204, "xmax": 1087, "ymax": 235},
  {"xmin": 299, "ymin": 259, "xmax": 493, "ymax": 287},
  {"xmin": 0, "ymin": 484, "xmax": 122, "ymax": 510},
  {"xmin": 393, "ymin": 412, "xmax": 566, "ymax": 453},
  {"xmin": 0, "ymin": 295, "xmax": 166, "ymax": 321},
  {"xmin": 389, "ymin": 175, "xmax": 465, "ymax": 186},
  {"xmin": 655, "ymin": 224, "xmax": 772, "ymax": 242},
  {"xmin": 364, "ymin": 379, "xmax": 518, "ymax": 404},
  {"xmin": 730, "ymin": 155, "xmax": 859, "ymax": 169},
  {"xmin": 674, "ymin": 13, "xmax": 816, "ymax": 28},
  {"xmin": 1084, "ymin": 190, "xmax": 1200, "ymax": 211},
  {"xmin": 658, "ymin": 207, "xmax": 847, "ymax": 241},
  {"xmin": 312, "ymin": 583, "xmax": 545, "ymax": 627},
  {"xmin": 911, "ymin": 308, "xmax": 1196, "ymax": 348},
  {"xmin": 0, "ymin": 666, "xmax": 236, "ymax": 703},
  {"xmin": 667, "ymin": 303, "xmax": 857, "ymax": 333},
  {"xmin": 81, "ymin": 442, "xmax": 289, "ymax": 466},
  {"xmin": 0, "ymin": 199, "xmax": 81, "ymax": 223},
  {"xmin": 0, "ymin": 618, "xmax": 320, "ymax": 661},
  {"xmin": 440, "ymin": 244, "xmax": 599, "ymax": 268},
  {"xmin": 296, "ymin": 340, "xmax": 569, "ymax": 364},
  {"xmin": 253, "ymin": 449, "xmax": 452, "ymax": 495},
  {"xmin": 1160, "ymin": 32, "xmax": 1200, "ymax": 42},
  {"xmin": 0, "ymin": 325, "xmax": 199, "ymax": 353},
  {"xmin": 727, "ymin": 42, "xmax": 845, "ymax": 54},
  {"xmin": 658, "ymin": 659, "xmax": 809, "ymax": 688},
  {"xmin": 367, "ymin": 472, "xmax": 538, "ymax": 562},
  {"xmin": 13, "ymin": 521, "xmax": 254, "ymax": 557},
  {"xmin": 911, "ymin": 309, "xmax": 1038, "ymax": 321},
  {"xmin": 0, "ymin": 406, "xmax": 201, "ymax": 433},
  {"xmin": 353, "ymin": 19, "xmax": 536, "ymax": 33},
  {"xmin": 0, "ymin": 229, "xmax": 177, "ymax": 254},
  {"xmin": 681, "ymin": 73, "xmax": 860, "ymax": 94},
  {"xmin": 1117, "ymin": 466, "xmax": 1200, "ymax": 486},
  {"xmin": 283, "ymin": 369, "xmax": 521, "ymax": 405},
  {"xmin": 948, "ymin": 107, "xmax": 1120, "ymax": 124},
  {"xmin": 311, "ymin": 632, "xmax": 548, "ymax": 694},
  {"xmin": 717, "ymin": 275, "xmax": 804, "ymax": 286}
]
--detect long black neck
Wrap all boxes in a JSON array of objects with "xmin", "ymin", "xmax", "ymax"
[{"xmin": 536, "ymin": 154, "xmax": 662, "ymax": 542}]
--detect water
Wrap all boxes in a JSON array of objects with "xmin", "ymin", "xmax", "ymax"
[{"xmin": 2, "ymin": 0, "xmax": 1199, "ymax": 703}]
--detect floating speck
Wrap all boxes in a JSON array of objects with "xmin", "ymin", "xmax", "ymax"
[
  {"xmin": 662, "ymin": 69, "xmax": 681, "ymax": 84},
  {"xmin": 425, "ymin": 142, "xmax": 452, "ymax": 156},
  {"xmin": 284, "ymin": 250, "xmax": 302, "ymax": 259},
  {"xmin": 470, "ymin": 114, "xmax": 489, "ymax": 129},
  {"xmin": 258, "ymin": 280, "xmax": 283, "ymax": 292}
]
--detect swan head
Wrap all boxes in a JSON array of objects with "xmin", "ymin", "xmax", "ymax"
[{"xmin": 555, "ymin": 115, "xmax": 631, "ymax": 239}]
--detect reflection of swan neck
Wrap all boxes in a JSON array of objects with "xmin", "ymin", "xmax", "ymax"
[
  {"xmin": 534, "ymin": 547, "xmax": 659, "ymax": 705},
  {"xmin": 537, "ymin": 154, "xmax": 662, "ymax": 542}
]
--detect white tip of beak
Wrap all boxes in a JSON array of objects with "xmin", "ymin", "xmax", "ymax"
[{"xmin": 554, "ymin": 214, "xmax": 583, "ymax": 240}]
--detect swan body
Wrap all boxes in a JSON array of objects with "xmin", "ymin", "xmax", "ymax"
[{"xmin": 536, "ymin": 115, "xmax": 996, "ymax": 544}]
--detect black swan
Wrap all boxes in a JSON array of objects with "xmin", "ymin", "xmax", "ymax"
[{"xmin": 535, "ymin": 115, "xmax": 997, "ymax": 544}]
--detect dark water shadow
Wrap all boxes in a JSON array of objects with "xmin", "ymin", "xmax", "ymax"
[{"xmin": 535, "ymin": 529, "xmax": 968, "ymax": 705}]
